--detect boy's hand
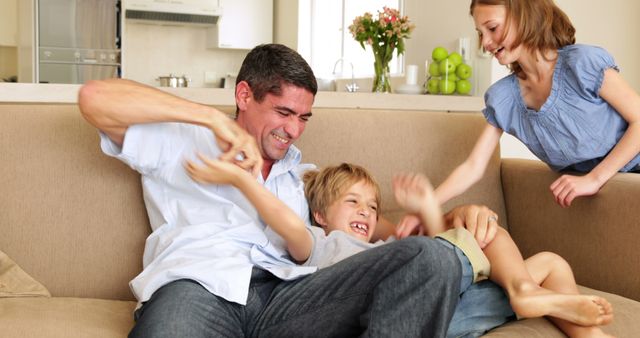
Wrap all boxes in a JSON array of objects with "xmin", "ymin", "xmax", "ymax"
[
  {"xmin": 395, "ymin": 214, "xmax": 424, "ymax": 239},
  {"xmin": 185, "ymin": 153, "xmax": 251, "ymax": 186}
]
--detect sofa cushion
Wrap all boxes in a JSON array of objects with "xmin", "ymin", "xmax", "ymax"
[
  {"xmin": 482, "ymin": 286, "xmax": 640, "ymax": 337},
  {"xmin": 0, "ymin": 297, "xmax": 136, "ymax": 338},
  {"xmin": 0, "ymin": 250, "xmax": 50, "ymax": 298},
  {"xmin": 0, "ymin": 104, "xmax": 150, "ymax": 300}
]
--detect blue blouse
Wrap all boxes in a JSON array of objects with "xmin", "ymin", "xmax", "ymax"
[{"xmin": 483, "ymin": 44, "xmax": 640, "ymax": 172}]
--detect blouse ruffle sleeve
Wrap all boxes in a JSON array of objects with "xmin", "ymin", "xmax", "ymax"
[
  {"xmin": 482, "ymin": 75, "xmax": 516, "ymax": 132},
  {"xmin": 563, "ymin": 45, "xmax": 619, "ymax": 99}
]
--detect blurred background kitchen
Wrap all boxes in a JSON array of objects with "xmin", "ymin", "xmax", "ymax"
[{"xmin": 0, "ymin": 0, "xmax": 638, "ymax": 93}]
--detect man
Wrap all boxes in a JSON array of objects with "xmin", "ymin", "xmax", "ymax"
[{"xmin": 79, "ymin": 44, "xmax": 511, "ymax": 337}]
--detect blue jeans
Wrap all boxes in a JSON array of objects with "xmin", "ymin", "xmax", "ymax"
[
  {"xmin": 438, "ymin": 238, "xmax": 516, "ymax": 338},
  {"xmin": 130, "ymin": 236, "xmax": 462, "ymax": 338}
]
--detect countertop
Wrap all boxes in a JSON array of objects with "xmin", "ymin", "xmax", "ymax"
[{"xmin": 0, "ymin": 83, "xmax": 484, "ymax": 112}]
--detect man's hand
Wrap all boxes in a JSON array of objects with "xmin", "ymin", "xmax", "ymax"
[
  {"xmin": 444, "ymin": 204, "xmax": 499, "ymax": 249},
  {"xmin": 549, "ymin": 173, "xmax": 602, "ymax": 208},
  {"xmin": 207, "ymin": 113, "xmax": 263, "ymax": 178},
  {"xmin": 185, "ymin": 153, "xmax": 252, "ymax": 187}
]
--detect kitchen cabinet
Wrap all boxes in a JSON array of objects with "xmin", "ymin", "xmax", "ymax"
[
  {"xmin": 0, "ymin": 0, "xmax": 18, "ymax": 46},
  {"xmin": 206, "ymin": 0, "xmax": 273, "ymax": 50}
]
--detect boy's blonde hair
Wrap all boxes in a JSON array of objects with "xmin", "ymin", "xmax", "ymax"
[{"xmin": 303, "ymin": 163, "xmax": 382, "ymax": 227}]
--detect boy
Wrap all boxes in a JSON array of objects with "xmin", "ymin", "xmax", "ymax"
[{"xmin": 186, "ymin": 158, "xmax": 613, "ymax": 337}]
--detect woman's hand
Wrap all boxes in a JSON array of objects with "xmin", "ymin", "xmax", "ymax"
[{"xmin": 550, "ymin": 173, "xmax": 603, "ymax": 208}]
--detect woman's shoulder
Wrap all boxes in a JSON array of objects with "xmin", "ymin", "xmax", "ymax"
[
  {"xmin": 485, "ymin": 74, "xmax": 517, "ymax": 107},
  {"xmin": 559, "ymin": 44, "xmax": 617, "ymax": 71}
]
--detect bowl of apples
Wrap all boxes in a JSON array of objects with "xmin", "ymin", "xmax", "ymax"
[{"xmin": 425, "ymin": 46, "xmax": 473, "ymax": 96}]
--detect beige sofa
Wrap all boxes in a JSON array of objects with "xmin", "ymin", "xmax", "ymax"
[{"xmin": 1, "ymin": 102, "xmax": 639, "ymax": 337}]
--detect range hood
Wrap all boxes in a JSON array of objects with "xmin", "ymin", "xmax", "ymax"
[{"xmin": 123, "ymin": 0, "xmax": 222, "ymax": 25}]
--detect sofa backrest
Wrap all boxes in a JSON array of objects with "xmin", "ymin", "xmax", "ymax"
[
  {"xmin": 0, "ymin": 104, "xmax": 506, "ymax": 301},
  {"xmin": 296, "ymin": 108, "xmax": 506, "ymax": 227},
  {"xmin": 1, "ymin": 104, "xmax": 149, "ymax": 300}
]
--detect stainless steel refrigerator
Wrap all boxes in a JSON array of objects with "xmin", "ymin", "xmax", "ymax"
[{"xmin": 37, "ymin": 0, "xmax": 120, "ymax": 84}]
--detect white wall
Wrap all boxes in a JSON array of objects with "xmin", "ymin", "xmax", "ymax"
[{"xmin": 122, "ymin": 23, "xmax": 249, "ymax": 88}]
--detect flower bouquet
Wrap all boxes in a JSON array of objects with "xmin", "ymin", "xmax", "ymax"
[{"xmin": 349, "ymin": 7, "xmax": 415, "ymax": 93}]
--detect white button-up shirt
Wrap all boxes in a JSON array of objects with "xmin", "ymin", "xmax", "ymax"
[{"xmin": 100, "ymin": 122, "xmax": 317, "ymax": 305}]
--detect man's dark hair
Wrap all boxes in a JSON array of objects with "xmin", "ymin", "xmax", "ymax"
[{"xmin": 236, "ymin": 44, "xmax": 317, "ymax": 103}]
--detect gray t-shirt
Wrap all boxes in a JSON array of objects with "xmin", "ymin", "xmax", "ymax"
[{"xmin": 303, "ymin": 226, "xmax": 390, "ymax": 269}]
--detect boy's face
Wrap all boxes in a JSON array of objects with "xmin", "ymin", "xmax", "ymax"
[{"xmin": 314, "ymin": 180, "xmax": 378, "ymax": 243}]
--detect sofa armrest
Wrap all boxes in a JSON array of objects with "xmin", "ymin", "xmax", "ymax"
[{"xmin": 500, "ymin": 159, "xmax": 640, "ymax": 302}]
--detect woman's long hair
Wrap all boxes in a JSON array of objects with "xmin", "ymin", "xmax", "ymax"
[{"xmin": 470, "ymin": 0, "xmax": 575, "ymax": 78}]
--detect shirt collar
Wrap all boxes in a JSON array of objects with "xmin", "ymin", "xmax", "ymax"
[{"xmin": 263, "ymin": 144, "xmax": 302, "ymax": 182}]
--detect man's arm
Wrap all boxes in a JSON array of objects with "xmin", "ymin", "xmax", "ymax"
[
  {"xmin": 78, "ymin": 78, "xmax": 262, "ymax": 176},
  {"xmin": 185, "ymin": 154, "xmax": 313, "ymax": 263}
]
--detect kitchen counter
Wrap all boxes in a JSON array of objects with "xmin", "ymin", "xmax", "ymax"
[{"xmin": 0, "ymin": 83, "xmax": 484, "ymax": 112}]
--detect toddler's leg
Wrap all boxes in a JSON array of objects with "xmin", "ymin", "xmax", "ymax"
[
  {"xmin": 525, "ymin": 252, "xmax": 614, "ymax": 338},
  {"xmin": 483, "ymin": 227, "xmax": 612, "ymax": 328}
]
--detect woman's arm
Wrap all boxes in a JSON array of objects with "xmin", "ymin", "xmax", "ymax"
[
  {"xmin": 550, "ymin": 69, "xmax": 640, "ymax": 207},
  {"xmin": 435, "ymin": 123, "xmax": 503, "ymax": 204},
  {"xmin": 185, "ymin": 155, "xmax": 313, "ymax": 262}
]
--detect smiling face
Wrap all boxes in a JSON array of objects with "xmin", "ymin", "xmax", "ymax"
[
  {"xmin": 472, "ymin": 4, "xmax": 522, "ymax": 65},
  {"xmin": 236, "ymin": 82, "xmax": 314, "ymax": 176},
  {"xmin": 314, "ymin": 180, "xmax": 379, "ymax": 243}
]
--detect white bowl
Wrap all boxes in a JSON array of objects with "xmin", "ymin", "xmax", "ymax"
[{"xmin": 395, "ymin": 84, "xmax": 424, "ymax": 95}]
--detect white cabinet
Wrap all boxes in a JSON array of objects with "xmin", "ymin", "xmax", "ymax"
[
  {"xmin": 0, "ymin": 0, "xmax": 18, "ymax": 46},
  {"xmin": 207, "ymin": 0, "xmax": 273, "ymax": 50}
]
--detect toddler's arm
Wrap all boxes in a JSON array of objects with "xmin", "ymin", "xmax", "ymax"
[
  {"xmin": 185, "ymin": 154, "xmax": 313, "ymax": 262},
  {"xmin": 392, "ymin": 173, "xmax": 445, "ymax": 237}
]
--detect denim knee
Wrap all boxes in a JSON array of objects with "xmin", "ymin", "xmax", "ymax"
[{"xmin": 401, "ymin": 236, "xmax": 462, "ymax": 283}]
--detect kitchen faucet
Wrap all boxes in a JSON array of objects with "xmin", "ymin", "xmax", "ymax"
[{"xmin": 332, "ymin": 58, "xmax": 359, "ymax": 92}]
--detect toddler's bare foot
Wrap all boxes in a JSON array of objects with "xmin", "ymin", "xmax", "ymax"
[
  {"xmin": 562, "ymin": 325, "xmax": 616, "ymax": 338},
  {"xmin": 510, "ymin": 287, "xmax": 613, "ymax": 326}
]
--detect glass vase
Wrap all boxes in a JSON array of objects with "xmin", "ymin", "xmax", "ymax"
[{"xmin": 372, "ymin": 58, "xmax": 392, "ymax": 93}]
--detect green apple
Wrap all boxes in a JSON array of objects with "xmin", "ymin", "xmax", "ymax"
[
  {"xmin": 445, "ymin": 73, "xmax": 458, "ymax": 82},
  {"xmin": 456, "ymin": 63, "xmax": 473, "ymax": 80},
  {"xmin": 447, "ymin": 52, "xmax": 463, "ymax": 66},
  {"xmin": 428, "ymin": 62, "xmax": 441, "ymax": 77},
  {"xmin": 456, "ymin": 79, "xmax": 472, "ymax": 95},
  {"xmin": 427, "ymin": 78, "xmax": 440, "ymax": 94},
  {"xmin": 439, "ymin": 79, "xmax": 456, "ymax": 95},
  {"xmin": 438, "ymin": 59, "xmax": 456, "ymax": 75},
  {"xmin": 432, "ymin": 47, "xmax": 448, "ymax": 62}
]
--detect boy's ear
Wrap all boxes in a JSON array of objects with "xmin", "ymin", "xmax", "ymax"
[{"xmin": 313, "ymin": 211, "xmax": 328, "ymax": 228}]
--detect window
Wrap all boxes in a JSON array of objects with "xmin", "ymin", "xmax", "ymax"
[{"xmin": 298, "ymin": 0, "xmax": 404, "ymax": 79}]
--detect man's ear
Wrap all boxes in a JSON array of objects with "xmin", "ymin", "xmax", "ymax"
[
  {"xmin": 313, "ymin": 211, "xmax": 328, "ymax": 229},
  {"xmin": 235, "ymin": 81, "xmax": 252, "ymax": 111}
]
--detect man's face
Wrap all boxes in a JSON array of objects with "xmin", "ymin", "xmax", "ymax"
[{"xmin": 236, "ymin": 83, "xmax": 314, "ymax": 171}]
